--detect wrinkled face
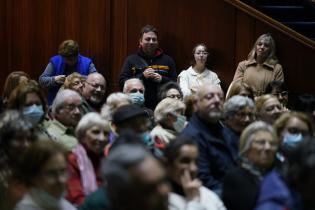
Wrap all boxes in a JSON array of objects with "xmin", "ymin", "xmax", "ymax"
[
  {"xmin": 168, "ymin": 145, "xmax": 198, "ymax": 185},
  {"xmin": 255, "ymin": 37, "xmax": 271, "ymax": 59},
  {"xmin": 246, "ymin": 130, "xmax": 278, "ymax": 169},
  {"xmin": 280, "ymin": 117, "xmax": 310, "ymax": 141},
  {"xmin": 166, "ymin": 88, "xmax": 182, "ymax": 100},
  {"xmin": 260, "ymin": 98, "xmax": 283, "ymax": 124},
  {"xmin": 70, "ymin": 78, "xmax": 84, "ymax": 94},
  {"xmin": 83, "ymin": 75, "xmax": 106, "ymax": 105},
  {"xmin": 196, "ymin": 85, "xmax": 224, "ymax": 123},
  {"xmin": 125, "ymin": 81, "xmax": 145, "ymax": 94},
  {"xmin": 64, "ymin": 56, "xmax": 78, "ymax": 66},
  {"xmin": 83, "ymin": 125, "xmax": 109, "ymax": 154},
  {"xmin": 130, "ymin": 157, "xmax": 170, "ymax": 210},
  {"xmin": 34, "ymin": 152, "xmax": 68, "ymax": 198},
  {"xmin": 55, "ymin": 96, "xmax": 82, "ymax": 127},
  {"xmin": 139, "ymin": 31, "xmax": 158, "ymax": 56},
  {"xmin": 24, "ymin": 92, "xmax": 42, "ymax": 107},
  {"xmin": 193, "ymin": 45, "xmax": 208, "ymax": 65},
  {"xmin": 227, "ymin": 107, "xmax": 255, "ymax": 133}
]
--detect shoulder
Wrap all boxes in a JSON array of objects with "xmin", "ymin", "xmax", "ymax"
[{"xmin": 178, "ymin": 67, "xmax": 193, "ymax": 76}]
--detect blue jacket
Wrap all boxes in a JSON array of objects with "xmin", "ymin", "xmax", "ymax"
[
  {"xmin": 255, "ymin": 170, "xmax": 303, "ymax": 210},
  {"xmin": 48, "ymin": 54, "xmax": 92, "ymax": 104},
  {"xmin": 180, "ymin": 113, "xmax": 238, "ymax": 195}
]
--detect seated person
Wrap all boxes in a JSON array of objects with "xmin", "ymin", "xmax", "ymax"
[{"xmin": 158, "ymin": 81, "xmax": 183, "ymax": 101}]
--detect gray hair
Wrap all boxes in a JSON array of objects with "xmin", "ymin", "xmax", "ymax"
[
  {"xmin": 154, "ymin": 98, "xmax": 186, "ymax": 123},
  {"xmin": 123, "ymin": 78, "xmax": 144, "ymax": 93},
  {"xmin": 52, "ymin": 89, "xmax": 82, "ymax": 115},
  {"xmin": 223, "ymin": 95, "xmax": 255, "ymax": 119},
  {"xmin": 239, "ymin": 121, "xmax": 278, "ymax": 155},
  {"xmin": 75, "ymin": 112, "xmax": 110, "ymax": 141},
  {"xmin": 101, "ymin": 92, "xmax": 132, "ymax": 121}
]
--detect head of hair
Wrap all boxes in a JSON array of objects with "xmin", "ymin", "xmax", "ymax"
[
  {"xmin": 164, "ymin": 137, "xmax": 197, "ymax": 165},
  {"xmin": 62, "ymin": 72, "xmax": 85, "ymax": 90},
  {"xmin": 18, "ymin": 140, "xmax": 67, "ymax": 186},
  {"xmin": 248, "ymin": 33, "xmax": 278, "ymax": 64},
  {"xmin": 139, "ymin": 25, "xmax": 158, "ymax": 39},
  {"xmin": 184, "ymin": 94, "xmax": 197, "ymax": 120},
  {"xmin": 226, "ymin": 80, "xmax": 254, "ymax": 101},
  {"xmin": 123, "ymin": 78, "xmax": 144, "ymax": 93},
  {"xmin": 75, "ymin": 112, "xmax": 110, "ymax": 142},
  {"xmin": 3, "ymin": 71, "xmax": 30, "ymax": 101},
  {"xmin": 51, "ymin": 89, "xmax": 81, "ymax": 115},
  {"xmin": 273, "ymin": 112, "xmax": 314, "ymax": 138},
  {"xmin": 191, "ymin": 43, "xmax": 209, "ymax": 67},
  {"xmin": 255, "ymin": 94, "xmax": 279, "ymax": 113},
  {"xmin": 154, "ymin": 98, "xmax": 186, "ymax": 124},
  {"xmin": 101, "ymin": 92, "xmax": 132, "ymax": 121},
  {"xmin": 0, "ymin": 110, "xmax": 35, "ymax": 156},
  {"xmin": 58, "ymin": 39, "xmax": 79, "ymax": 57},
  {"xmin": 265, "ymin": 80, "xmax": 288, "ymax": 94},
  {"xmin": 223, "ymin": 95, "xmax": 255, "ymax": 119},
  {"xmin": 7, "ymin": 80, "xmax": 47, "ymax": 112},
  {"xmin": 158, "ymin": 82, "xmax": 183, "ymax": 101},
  {"xmin": 239, "ymin": 121, "xmax": 277, "ymax": 155}
]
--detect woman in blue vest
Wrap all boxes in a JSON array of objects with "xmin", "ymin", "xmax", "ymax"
[{"xmin": 39, "ymin": 40, "xmax": 97, "ymax": 105}]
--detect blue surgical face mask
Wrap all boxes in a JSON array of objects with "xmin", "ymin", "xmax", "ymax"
[
  {"xmin": 139, "ymin": 131, "xmax": 153, "ymax": 145},
  {"xmin": 173, "ymin": 114, "xmax": 187, "ymax": 133},
  {"xmin": 129, "ymin": 92, "xmax": 145, "ymax": 106},
  {"xmin": 23, "ymin": 104, "xmax": 44, "ymax": 125},
  {"xmin": 282, "ymin": 132, "xmax": 303, "ymax": 150}
]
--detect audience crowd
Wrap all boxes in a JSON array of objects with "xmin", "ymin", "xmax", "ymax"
[{"xmin": 0, "ymin": 24, "xmax": 314, "ymax": 210}]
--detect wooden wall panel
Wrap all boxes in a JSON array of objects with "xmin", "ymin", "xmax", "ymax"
[{"xmin": 0, "ymin": 0, "xmax": 314, "ymax": 95}]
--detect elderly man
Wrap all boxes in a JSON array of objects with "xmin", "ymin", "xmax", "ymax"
[
  {"xmin": 223, "ymin": 95, "xmax": 255, "ymax": 152},
  {"xmin": 123, "ymin": 78, "xmax": 145, "ymax": 107},
  {"xmin": 180, "ymin": 84, "xmax": 238, "ymax": 196},
  {"xmin": 119, "ymin": 25, "xmax": 177, "ymax": 110},
  {"xmin": 82, "ymin": 72, "xmax": 107, "ymax": 112},
  {"xmin": 46, "ymin": 89, "xmax": 82, "ymax": 150}
]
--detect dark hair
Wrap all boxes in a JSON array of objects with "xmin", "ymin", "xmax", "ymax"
[
  {"xmin": 293, "ymin": 93, "xmax": 315, "ymax": 113},
  {"xmin": 139, "ymin": 25, "xmax": 158, "ymax": 39},
  {"xmin": 164, "ymin": 137, "xmax": 197, "ymax": 164},
  {"xmin": 265, "ymin": 80, "xmax": 288, "ymax": 94},
  {"xmin": 190, "ymin": 43, "xmax": 209, "ymax": 67},
  {"xmin": 158, "ymin": 81, "xmax": 183, "ymax": 101},
  {"xmin": 18, "ymin": 140, "xmax": 67, "ymax": 186},
  {"xmin": 2, "ymin": 71, "xmax": 30, "ymax": 103},
  {"xmin": 58, "ymin": 39, "xmax": 79, "ymax": 57},
  {"xmin": 282, "ymin": 136, "xmax": 315, "ymax": 187}
]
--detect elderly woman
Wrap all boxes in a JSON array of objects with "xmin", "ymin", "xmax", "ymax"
[
  {"xmin": 178, "ymin": 43, "xmax": 221, "ymax": 98},
  {"xmin": 0, "ymin": 111, "xmax": 36, "ymax": 210},
  {"xmin": 256, "ymin": 94, "xmax": 284, "ymax": 124},
  {"xmin": 66, "ymin": 112, "xmax": 110, "ymax": 206},
  {"xmin": 274, "ymin": 112, "xmax": 313, "ymax": 154},
  {"xmin": 39, "ymin": 39, "xmax": 97, "ymax": 105},
  {"xmin": 101, "ymin": 92, "xmax": 132, "ymax": 121},
  {"xmin": 158, "ymin": 81, "xmax": 183, "ymax": 101},
  {"xmin": 223, "ymin": 95, "xmax": 255, "ymax": 152},
  {"xmin": 60, "ymin": 72, "xmax": 85, "ymax": 95},
  {"xmin": 15, "ymin": 140, "xmax": 76, "ymax": 210},
  {"xmin": 165, "ymin": 137, "xmax": 226, "ymax": 210},
  {"xmin": 151, "ymin": 98, "xmax": 186, "ymax": 150},
  {"xmin": 222, "ymin": 121, "xmax": 279, "ymax": 210},
  {"xmin": 232, "ymin": 34, "xmax": 284, "ymax": 97},
  {"xmin": 226, "ymin": 80, "xmax": 255, "ymax": 101}
]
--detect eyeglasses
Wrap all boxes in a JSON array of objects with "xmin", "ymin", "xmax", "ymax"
[
  {"xmin": 235, "ymin": 112, "xmax": 255, "ymax": 119},
  {"xmin": 86, "ymin": 81, "xmax": 106, "ymax": 91},
  {"xmin": 194, "ymin": 52, "xmax": 208, "ymax": 56},
  {"xmin": 252, "ymin": 139, "xmax": 278, "ymax": 149},
  {"xmin": 272, "ymin": 91, "xmax": 288, "ymax": 98},
  {"xmin": 61, "ymin": 103, "xmax": 82, "ymax": 111},
  {"xmin": 167, "ymin": 94, "xmax": 182, "ymax": 99}
]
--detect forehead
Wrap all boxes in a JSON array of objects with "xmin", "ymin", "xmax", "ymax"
[
  {"xmin": 128, "ymin": 81, "xmax": 144, "ymax": 89},
  {"xmin": 131, "ymin": 157, "xmax": 165, "ymax": 183},
  {"xmin": 178, "ymin": 145, "xmax": 198, "ymax": 158},
  {"xmin": 257, "ymin": 37, "xmax": 270, "ymax": 44},
  {"xmin": 286, "ymin": 117, "xmax": 309, "ymax": 130},
  {"xmin": 252, "ymin": 130, "xmax": 274, "ymax": 141},
  {"xmin": 194, "ymin": 45, "xmax": 206, "ymax": 52},
  {"xmin": 263, "ymin": 98, "xmax": 280, "ymax": 107},
  {"xmin": 199, "ymin": 85, "xmax": 223, "ymax": 96},
  {"xmin": 87, "ymin": 74, "xmax": 105, "ymax": 84},
  {"xmin": 167, "ymin": 88, "xmax": 180, "ymax": 95},
  {"xmin": 142, "ymin": 31, "xmax": 157, "ymax": 39},
  {"xmin": 63, "ymin": 95, "xmax": 81, "ymax": 105}
]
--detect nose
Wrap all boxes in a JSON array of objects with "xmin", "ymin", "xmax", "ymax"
[
  {"xmin": 189, "ymin": 162, "xmax": 198, "ymax": 175},
  {"xmin": 98, "ymin": 132, "xmax": 106, "ymax": 142}
]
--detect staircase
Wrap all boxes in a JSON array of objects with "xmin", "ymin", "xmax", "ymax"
[{"xmin": 242, "ymin": 0, "xmax": 315, "ymax": 41}]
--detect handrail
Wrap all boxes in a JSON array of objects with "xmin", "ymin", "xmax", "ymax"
[{"xmin": 224, "ymin": 0, "xmax": 315, "ymax": 50}]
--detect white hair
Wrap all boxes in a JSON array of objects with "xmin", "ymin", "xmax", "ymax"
[
  {"xmin": 101, "ymin": 92, "xmax": 132, "ymax": 121},
  {"xmin": 154, "ymin": 98, "xmax": 186, "ymax": 123},
  {"xmin": 123, "ymin": 78, "xmax": 144, "ymax": 93},
  {"xmin": 52, "ymin": 89, "xmax": 82, "ymax": 115}
]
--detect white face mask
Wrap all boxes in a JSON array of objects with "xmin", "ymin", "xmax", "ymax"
[{"xmin": 173, "ymin": 114, "xmax": 187, "ymax": 133}]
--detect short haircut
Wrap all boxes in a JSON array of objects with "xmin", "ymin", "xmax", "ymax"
[
  {"xmin": 223, "ymin": 95, "xmax": 255, "ymax": 119},
  {"xmin": 123, "ymin": 78, "xmax": 144, "ymax": 93},
  {"xmin": 75, "ymin": 112, "xmax": 111, "ymax": 142},
  {"xmin": 164, "ymin": 137, "xmax": 197, "ymax": 164},
  {"xmin": 101, "ymin": 92, "xmax": 132, "ymax": 121},
  {"xmin": 239, "ymin": 121, "xmax": 278, "ymax": 155},
  {"xmin": 58, "ymin": 39, "xmax": 79, "ymax": 57},
  {"xmin": 139, "ymin": 25, "xmax": 158, "ymax": 39},
  {"xmin": 154, "ymin": 98, "xmax": 186, "ymax": 123},
  {"xmin": 158, "ymin": 81, "xmax": 183, "ymax": 101},
  {"xmin": 51, "ymin": 89, "xmax": 82, "ymax": 115}
]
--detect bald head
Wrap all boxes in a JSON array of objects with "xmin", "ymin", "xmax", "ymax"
[{"xmin": 83, "ymin": 73, "xmax": 106, "ymax": 105}]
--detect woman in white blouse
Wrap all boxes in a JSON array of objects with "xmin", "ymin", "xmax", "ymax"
[{"xmin": 178, "ymin": 43, "xmax": 221, "ymax": 98}]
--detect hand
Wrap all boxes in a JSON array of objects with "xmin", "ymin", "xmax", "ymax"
[
  {"xmin": 54, "ymin": 75, "xmax": 66, "ymax": 84},
  {"xmin": 152, "ymin": 73, "xmax": 162, "ymax": 82},
  {"xmin": 180, "ymin": 169, "xmax": 201, "ymax": 201},
  {"xmin": 143, "ymin": 68, "xmax": 156, "ymax": 79}
]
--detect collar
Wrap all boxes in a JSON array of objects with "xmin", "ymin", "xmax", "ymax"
[
  {"xmin": 187, "ymin": 66, "xmax": 210, "ymax": 76},
  {"xmin": 138, "ymin": 47, "xmax": 163, "ymax": 58},
  {"xmin": 52, "ymin": 120, "xmax": 74, "ymax": 135},
  {"xmin": 245, "ymin": 59, "xmax": 275, "ymax": 70}
]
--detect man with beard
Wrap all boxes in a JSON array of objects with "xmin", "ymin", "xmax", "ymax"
[
  {"xmin": 82, "ymin": 72, "xmax": 106, "ymax": 112},
  {"xmin": 180, "ymin": 84, "xmax": 238, "ymax": 196},
  {"xmin": 119, "ymin": 25, "xmax": 177, "ymax": 110}
]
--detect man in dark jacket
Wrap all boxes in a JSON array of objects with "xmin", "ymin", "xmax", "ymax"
[
  {"xmin": 180, "ymin": 84, "xmax": 238, "ymax": 196},
  {"xmin": 119, "ymin": 25, "xmax": 177, "ymax": 110}
]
